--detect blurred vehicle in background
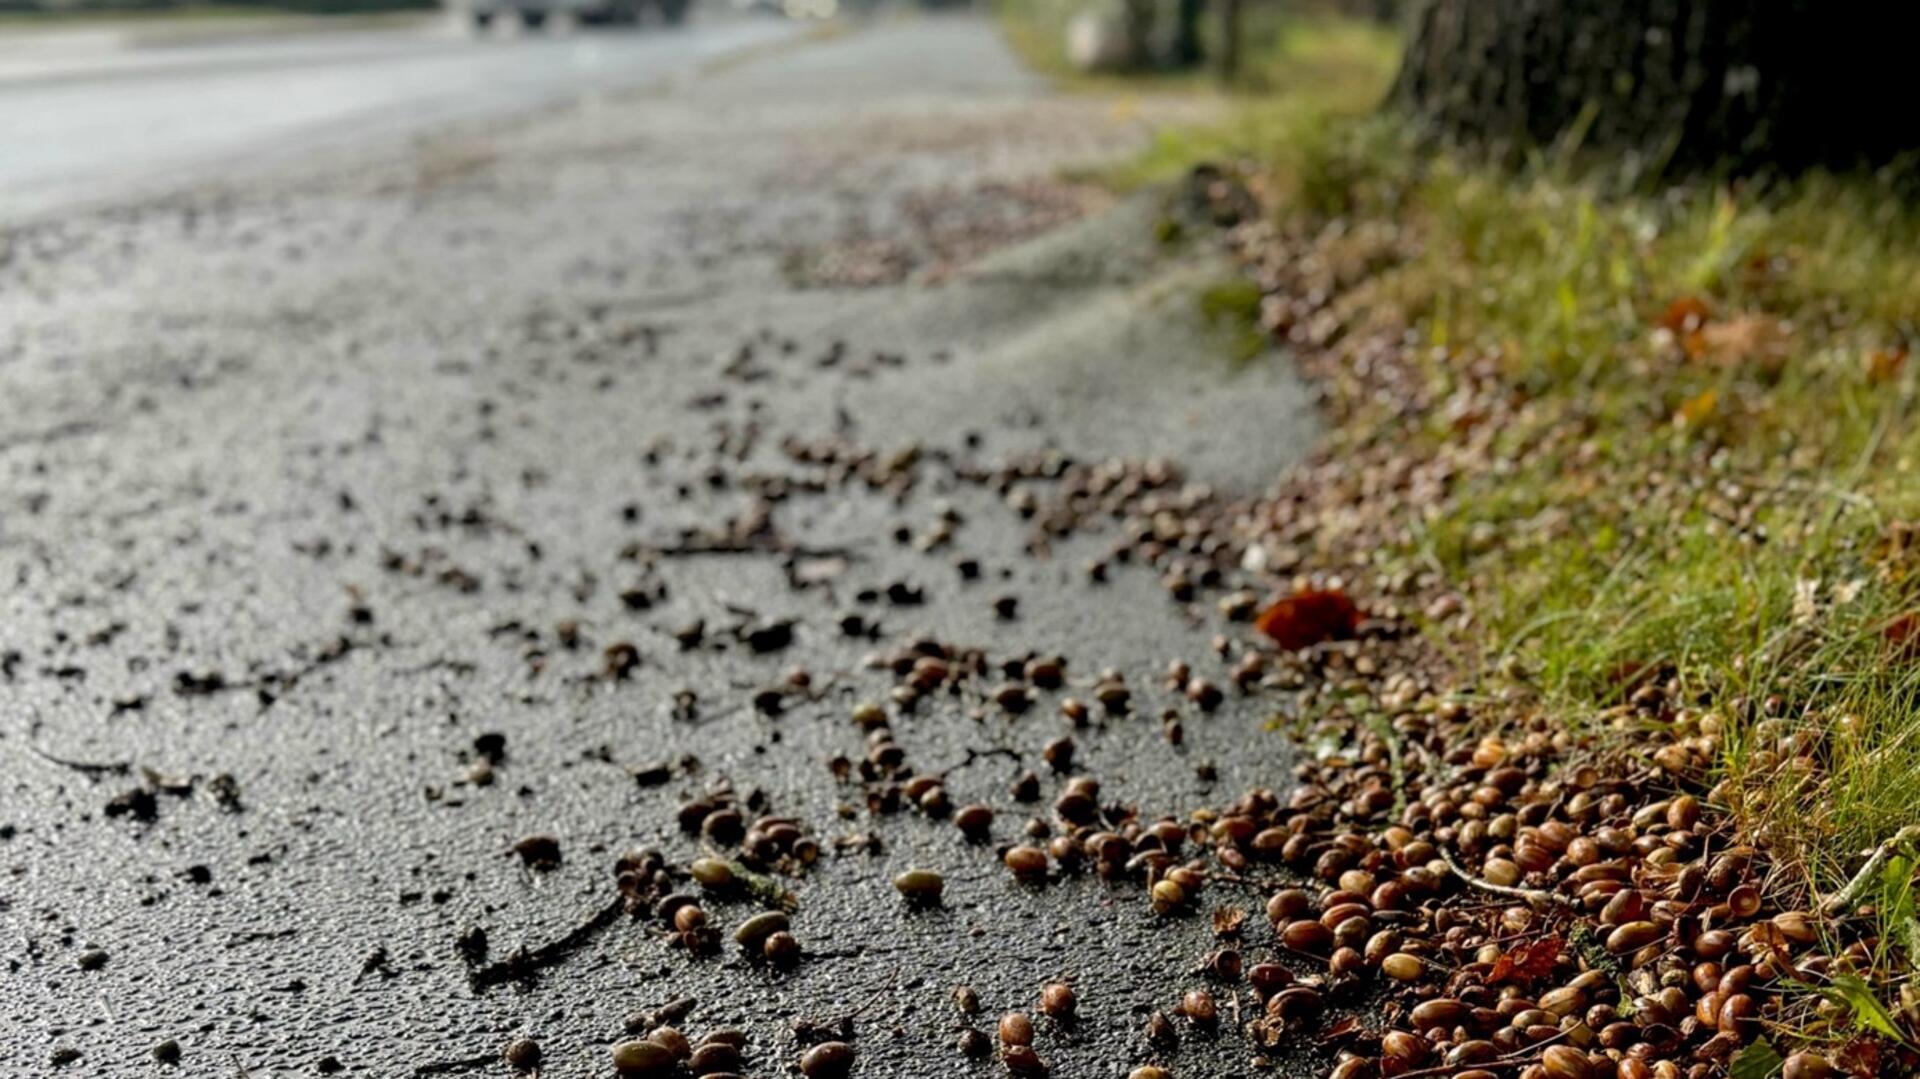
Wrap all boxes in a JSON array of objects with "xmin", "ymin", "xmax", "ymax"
[
  {"xmin": 462, "ymin": 0, "xmax": 686, "ymax": 30},
  {"xmin": 730, "ymin": 0, "xmax": 833, "ymax": 17},
  {"xmin": 731, "ymin": 0, "xmax": 956, "ymax": 18},
  {"xmin": 774, "ymin": 0, "xmax": 832, "ymax": 18}
]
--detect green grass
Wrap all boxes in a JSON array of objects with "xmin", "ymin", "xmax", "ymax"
[
  {"xmin": 1196, "ymin": 277, "xmax": 1268, "ymax": 362},
  {"xmin": 1331, "ymin": 134, "xmax": 1920, "ymax": 882},
  {"xmin": 995, "ymin": 0, "xmax": 1397, "ymax": 95},
  {"xmin": 1011, "ymin": 5, "xmax": 1920, "ymax": 899}
]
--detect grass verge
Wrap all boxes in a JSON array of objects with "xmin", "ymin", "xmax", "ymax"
[
  {"xmin": 1000, "ymin": 0, "xmax": 1920, "ymax": 1015},
  {"xmin": 1243, "ymin": 104, "xmax": 1920, "ymax": 895}
]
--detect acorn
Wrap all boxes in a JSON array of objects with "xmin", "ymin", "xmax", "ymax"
[
  {"xmin": 503, "ymin": 1038, "xmax": 541, "ymax": 1072},
  {"xmin": 1005, "ymin": 845, "xmax": 1049, "ymax": 879},
  {"xmin": 1180, "ymin": 989, "xmax": 1217, "ymax": 1026},
  {"xmin": 799, "ymin": 1041, "xmax": 855, "ymax": 1079},
  {"xmin": 894, "ymin": 868, "xmax": 946, "ymax": 904},
  {"xmin": 732, "ymin": 911, "xmax": 788, "ymax": 950},
  {"xmin": 998, "ymin": 1012, "xmax": 1035, "ymax": 1047},
  {"xmin": 611, "ymin": 1040, "xmax": 675, "ymax": 1076},
  {"xmin": 1040, "ymin": 983, "xmax": 1076, "ymax": 1018}
]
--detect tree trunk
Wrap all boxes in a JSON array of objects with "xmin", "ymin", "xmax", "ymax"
[
  {"xmin": 1123, "ymin": 0, "xmax": 1156, "ymax": 69},
  {"xmin": 1217, "ymin": 0, "xmax": 1240, "ymax": 83},
  {"xmin": 1173, "ymin": 0, "xmax": 1205, "ymax": 68},
  {"xmin": 1391, "ymin": 0, "xmax": 1920, "ymax": 176}
]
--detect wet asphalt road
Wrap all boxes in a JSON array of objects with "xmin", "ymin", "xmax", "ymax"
[
  {"xmin": 0, "ymin": 14, "xmax": 1319, "ymax": 1078},
  {"xmin": 0, "ymin": 12, "xmax": 800, "ymax": 220}
]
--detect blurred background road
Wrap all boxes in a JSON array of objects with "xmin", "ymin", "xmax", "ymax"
[{"xmin": 0, "ymin": 12, "xmax": 802, "ymax": 218}]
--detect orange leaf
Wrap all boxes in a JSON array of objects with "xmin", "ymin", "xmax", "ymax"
[
  {"xmin": 1488, "ymin": 937, "xmax": 1562, "ymax": 985},
  {"xmin": 1674, "ymin": 388, "xmax": 1718, "ymax": 427},
  {"xmin": 1833, "ymin": 1037, "xmax": 1882, "ymax": 1079},
  {"xmin": 1886, "ymin": 612, "xmax": 1920, "ymax": 662},
  {"xmin": 1868, "ymin": 347, "xmax": 1908, "ymax": 385},
  {"xmin": 1255, "ymin": 588, "xmax": 1360, "ymax": 650},
  {"xmin": 1659, "ymin": 296, "xmax": 1712, "ymax": 334}
]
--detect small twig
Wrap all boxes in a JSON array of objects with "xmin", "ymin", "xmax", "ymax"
[
  {"xmin": 1437, "ymin": 846, "xmax": 1576, "ymax": 910},
  {"xmin": 675, "ymin": 700, "xmax": 747, "ymax": 728},
  {"xmin": 836, "ymin": 969, "xmax": 897, "ymax": 1024},
  {"xmin": 468, "ymin": 896, "xmax": 624, "ymax": 992},
  {"xmin": 1822, "ymin": 824, "xmax": 1920, "ymax": 917},
  {"xmin": 28, "ymin": 745, "xmax": 132, "ymax": 777}
]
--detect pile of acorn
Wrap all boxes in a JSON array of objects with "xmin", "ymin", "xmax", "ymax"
[{"xmin": 924, "ymin": 681, "xmax": 1879, "ymax": 1079}]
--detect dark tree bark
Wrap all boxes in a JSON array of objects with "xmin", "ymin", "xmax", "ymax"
[
  {"xmin": 1173, "ymin": 0, "xmax": 1206, "ymax": 68},
  {"xmin": 1391, "ymin": 0, "xmax": 1920, "ymax": 176},
  {"xmin": 1123, "ymin": 0, "xmax": 1157, "ymax": 68}
]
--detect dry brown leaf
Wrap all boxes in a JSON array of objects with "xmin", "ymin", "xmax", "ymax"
[
  {"xmin": 1255, "ymin": 588, "xmax": 1360, "ymax": 650},
  {"xmin": 1867, "ymin": 346, "xmax": 1908, "ymax": 384},
  {"xmin": 1659, "ymin": 295, "xmax": 1713, "ymax": 334},
  {"xmin": 1699, "ymin": 313, "xmax": 1791, "ymax": 371}
]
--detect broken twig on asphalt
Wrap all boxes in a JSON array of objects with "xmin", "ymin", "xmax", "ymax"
[
  {"xmin": 467, "ymin": 896, "xmax": 625, "ymax": 992},
  {"xmin": 28, "ymin": 745, "xmax": 132, "ymax": 777}
]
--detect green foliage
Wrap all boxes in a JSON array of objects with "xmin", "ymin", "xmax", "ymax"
[
  {"xmin": 1879, "ymin": 853, "xmax": 1920, "ymax": 973},
  {"xmin": 1196, "ymin": 277, "xmax": 1269, "ymax": 362},
  {"xmin": 1070, "ymin": 0, "xmax": 1920, "ymax": 909},
  {"xmin": 1823, "ymin": 974, "xmax": 1907, "ymax": 1043},
  {"xmin": 995, "ymin": 1, "xmax": 1399, "ymax": 105},
  {"xmin": 1197, "ymin": 277, "xmax": 1262, "ymax": 323},
  {"xmin": 1729, "ymin": 1039, "xmax": 1783, "ymax": 1079},
  {"xmin": 1253, "ymin": 110, "xmax": 1920, "ymax": 876}
]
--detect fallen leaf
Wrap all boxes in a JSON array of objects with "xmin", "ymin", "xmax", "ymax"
[
  {"xmin": 1674, "ymin": 388, "xmax": 1718, "ymax": 427},
  {"xmin": 1211, "ymin": 906, "xmax": 1246, "ymax": 939},
  {"xmin": 1868, "ymin": 347, "xmax": 1909, "ymax": 385},
  {"xmin": 1886, "ymin": 612, "xmax": 1920, "ymax": 663},
  {"xmin": 1488, "ymin": 936, "xmax": 1562, "ymax": 984},
  {"xmin": 1700, "ymin": 313, "xmax": 1791, "ymax": 372},
  {"xmin": 1255, "ymin": 588, "xmax": 1360, "ymax": 650},
  {"xmin": 1728, "ymin": 1037, "xmax": 1782, "ymax": 1079},
  {"xmin": 1793, "ymin": 577, "xmax": 1820, "ymax": 626},
  {"xmin": 1823, "ymin": 973, "xmax": 1906, "ymax": 1042},
  {"xmin": 1833, "ymin": 1037, "xmax": 1883, "ymax": 1078},
  {"xmin": 1659, "ymin": 295, "xmax": 1713, "ymax": 334}
]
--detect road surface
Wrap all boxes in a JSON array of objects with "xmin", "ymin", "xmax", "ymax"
[
  {"xmin": 0, "ymin": 13, "xmax": 1321, "ymax": 1077},
  {"xmin": 0, "ymin": 12, "xmax": 801, "ymax": 220}
]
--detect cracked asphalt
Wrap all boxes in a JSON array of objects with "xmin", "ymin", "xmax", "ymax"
[{"xmin": 0, "ymin": 12, "xmax": 1321, "ymax": 1077}]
